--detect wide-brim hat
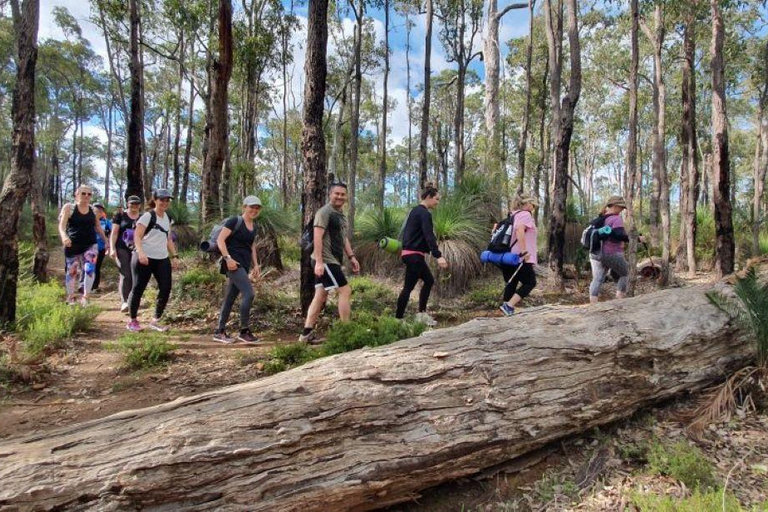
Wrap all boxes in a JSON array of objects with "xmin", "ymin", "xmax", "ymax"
[
  {"xmin": 243, "ymin": 195, "xmax": 262, "ymax": 207},
  {"xmin": 606, "ymin": 195, "xmax": 627, "ymax": 208}
]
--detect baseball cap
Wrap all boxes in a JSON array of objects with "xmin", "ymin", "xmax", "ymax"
[
  {"xmin": 153, "ymin": 189, "xmax": 172, "ymax": 200},
  {"xmin": 127, "ymin": 195, "xmax": 142, "ymax": 204},
  {"xmin": 243, "ymin": 195, "xmax": 262, "ymax": 207}
]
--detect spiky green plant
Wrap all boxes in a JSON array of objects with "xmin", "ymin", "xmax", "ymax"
[
  {"xmin": 355, "ymin": 207, "xmax": 408, "ymax": 275},
  {"xmin": 707, "ymin": 267, "xmax": 768, "ymax": 367}
]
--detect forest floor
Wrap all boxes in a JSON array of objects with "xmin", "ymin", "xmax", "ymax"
[{"xmin": 1, "ymin": 253, "xmax": 766, "ymax": 511}]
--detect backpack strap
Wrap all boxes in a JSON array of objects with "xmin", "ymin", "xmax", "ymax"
[
  {"xmin": 234, "ymin": 215, "xmax": 244, "ymax": 234},
  {"xmin": 398, "ymin": 208, "xmax": 414, "ymax": 242},
  {"xmin": 145, "ymin": 210, "xmax": 169, "ymax": 236}
]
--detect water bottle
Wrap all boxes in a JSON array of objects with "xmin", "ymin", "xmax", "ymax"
[{"xmin": 501, "ymin": 225, "xmax": 513, "ymax": 246}]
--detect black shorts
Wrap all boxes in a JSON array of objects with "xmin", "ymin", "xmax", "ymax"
[{"xmin": 315, "ymin": 263, "xmax": 348, "ymax": 291}]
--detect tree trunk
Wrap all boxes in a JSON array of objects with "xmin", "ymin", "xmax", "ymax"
[
  {"xmin": 104, "ymin": 102, "xmax": 113, "ymax": 205},
  {"xmin": 680, "ymin": 8, "xmax": 700, "ymax": 278},
  {"xmin": 347, "ymin": 0, "xmax": 363, "ymax": 239},
  {"xmin": 377, "ymin": 0, "xmax": 389, "ymax": 210},
  {"xmin": 126, "ymin": 0, "xmax": 144, "ymax": 201},
  {"xmin": 625, "ymin": 0, "xmax": 639, "ymax": 296},
  {"xmin": 201, "ymin": 0, "xmax": 233, "ymax": 225},
  {"xmin": 545, "ymin": 0, "xmax": 581, "ymax": 290},
  {"xmin": 405, "ymin": 9, "xmax": 413, "ymax": 204},
  {"xmin": 300, "ymin": 0, "xmax": 329, "ymax": 314},
  {"xmin": 0, "ymin": 284, "xmax": 754, "ymax": 509},
  {"xmin": 419, "ymin": 0, "xmax": 433, "ymax": 191},
  {"xmin": 0, "ymin": 0, "xmax": 38, "ymax": 324},
  {"xmin": 172, "ymin": 29, "xmax": 184, "ymax": 201},
  {"xmin": 517, "ymin": 0, "xmax": 535, "ymax": 196},
  {"xmin": 752, "ymin": 38, "xmax": 768, "ymax": 257},
  {"xmin": 181, "ymin": 46, "xmax": 197, "ymax": 204},
  {"xmin": 710, "ymin": 0, "xmax": 734, "ymax": 277}
]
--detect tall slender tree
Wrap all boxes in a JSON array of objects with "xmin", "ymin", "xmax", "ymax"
[
  {"xmin": 0, "ymin": 0, "xmax": 39, "ymax": 323},
  {"xmin": 300, "ymin": 0, "xmax": 330, "ymax": 312},
  {"xmin": 377, "ymin": 0, "xmax": 390, "ymax": 210},
  {"xmin": 418, "ymin": 0, "xmax": 433, "ymax": 190},
  {"xmin": 710, "ymin": 0, "xmax": 734, "ymax": 276},
  {"xmin": 126, "ymin": 0, "xmax": 145, "ymax": 201},
  {"xmin": 625, "ymin": 0, "xmax": 640, "ymax": 296}
]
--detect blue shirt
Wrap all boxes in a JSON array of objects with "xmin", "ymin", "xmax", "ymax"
[{"xmin": 97, "ymin": 218, "xmax": 112, "ymax": 251}]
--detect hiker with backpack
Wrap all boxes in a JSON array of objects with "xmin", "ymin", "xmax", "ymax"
[
  {"xmin": 110, "ymin": 195, "xmax": 143, "ymax": 313},
  {"xmin": 395, "ymin": 183, "xmax": 449, "ymax": 326},
  {"xmin": 126, "ymin": 189, "xmax": 179, "ymax": 332},
  {"xmin": 586, "ymin": 195, "xmax": 643, "ymax": 304},
  {"xmin": 299, "ymin": 182, "xmax": 360, "ymax": 344},
  {"xmin": 497, "ymin": 195, "xmax": 539, "ymax": 316},
  {"xmin": 211, "ymin": 196, "xmax": 263, "ymax": 345},
  {"xmin": 58, "ymin": 185, "xmax": 108, "ymax": 306}
]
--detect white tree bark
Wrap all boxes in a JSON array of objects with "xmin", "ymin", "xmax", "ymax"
[{"xmin": 0, "ymin": 286, "xmax": 752, "ymax": 511}]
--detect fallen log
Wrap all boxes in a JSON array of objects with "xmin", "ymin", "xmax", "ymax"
[{"xmin": 0, "ymin": 284, "xmax": 752, "ymax": 511}]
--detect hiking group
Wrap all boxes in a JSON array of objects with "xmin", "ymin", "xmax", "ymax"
[{"xmin": 58, "ymin": 182, "xmax": 638, "ymax": 345}]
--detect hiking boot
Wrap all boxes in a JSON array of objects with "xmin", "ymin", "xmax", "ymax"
[
  {"xmin": 213, "ymin": 331, "xmax": 235, "ymax": 344},
  {"xmin": 415, "ymin": 312, "xmax": 437, "ymax": 327},
  {"xmin": 126, "ymin": 319, "xmax": 143, "ymax": 332},
  {"xmin": 147, "ymin": 320, "xmax": 169, "ymax": 332},
  {"xmin": 237, "ymin": 329, "xmax": 260, "ymax": 345},
  {"xmin": 499, "ymin": 303, "xmax": 515, "ymax": 317},
  {"xmin": 120, "ymin": 302, "xmax": 130, "ymax": 313},
  {"xmin": 298, "ymin": 330, "xmax": 323, "ymax": 344}
]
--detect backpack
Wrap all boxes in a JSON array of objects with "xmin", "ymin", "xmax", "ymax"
[
  {"xmin": 487, "ymin": 211, "xmax": 521, "ymax": 253},
  {"xmin": 300, "ymin": 220, "xmax": 314, "ymax": 253},
  {"xmin": 145, "ymin": 210, "xmax": 172, "ymax": 236},
  {"xmin": 580, "ymin": 214, "xmax": 609, "ymax": 253},
  {"xmin": 200, "ymin": 216, "xmax": 244, "ymax": 255}
]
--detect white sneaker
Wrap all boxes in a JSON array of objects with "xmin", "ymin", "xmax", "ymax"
[
  {"xmin": 120, "ymin": 302, "xmax": 129, "ymax": 313},
  {"xmin": 415, "ymin": 312, "xmax": 437, "ymax": 327}
]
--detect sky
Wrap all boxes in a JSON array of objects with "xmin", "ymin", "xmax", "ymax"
[{"xmin": 37, "ymin": 0, "xmax": 534, "ymax": 189}]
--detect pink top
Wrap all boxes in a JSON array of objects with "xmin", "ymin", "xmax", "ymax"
[
  {"xmin": 401, "ymin": 249, "xmax": 426, "ymax": 257},
  {"xmin": 510, "ymin": 210, "xmax": 538, "ymax": 265},
  {"xmin": 602, "ymin": 214, "xmax": 625, "ymax": 254}
]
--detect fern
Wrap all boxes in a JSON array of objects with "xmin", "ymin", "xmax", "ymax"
[{"xmin": 707, "ymin": 267, "xmax": 768, "ymax": 366}]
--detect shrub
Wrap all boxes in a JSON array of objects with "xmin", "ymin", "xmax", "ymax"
[
  {"xmin": 467, "ymin": 282, "xmax": 502, "ymax": 308},
  {"xmin": 350, "ymin": 276, "xmax": 397, "ymax": 312},
  {"xmin": 647, "ymin": 440, "xmax": 717, "ymax": 491},
  {"xmin": 354, "ymin": 207, "xmax": 408, "ymax": 276},
  {"xmin": 107, "ymin": 332, "xmax": 176, "ymax": 371},
  {"xmin": 177, "ymin": 265, "xmax": 223, "ymax": 300},
  {"xmin": 16, "ymin": 281, "xmax": 98, "ymax": 355},
  {"xmin": 279, "ymin": 235, "xmax": 301, "ymax": 265},
  {"xmin": 263, "ymin": 342, "xmax": 320, "ymax": 375},
  {"xmin": 321, "ymin": 312, "xmax": 426, "ymax": 356},
  {"xmin": 167, "ymin": 202, "xmax": 192, "ymax": 226}
]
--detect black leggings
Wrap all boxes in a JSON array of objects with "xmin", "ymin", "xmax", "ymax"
[
  {"xmin": 501, "ymin": 263, "xmax": 536, "ymax": 302},
  {"xmin": 396, "ymin": 254, "xmax": 435, "ymax": 318},
  {"xmin": 92, "ymin": 248, "xmax": 107, "ymax": 290},
  {"xmin": 129, "ymin": 253, "xmax": 172, "ymax": 320}
]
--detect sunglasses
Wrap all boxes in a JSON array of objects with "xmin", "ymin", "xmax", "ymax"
[{"xmin": 80, "ymin": 192, "xmax": 92, "ymax": 197}]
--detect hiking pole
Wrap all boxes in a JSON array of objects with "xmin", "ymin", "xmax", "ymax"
[{"xmin": 506, "ymin": 252, "xmax": 529, "ymax": 285}]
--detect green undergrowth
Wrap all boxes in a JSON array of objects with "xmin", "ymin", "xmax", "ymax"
[
  {"xmin": 647, "ymin": 439, "xmax": 717, "ymax": 491},
  {"xmin": 16, "ymin": 281, "xmax": 98, "ymax": 355},
  {"xmin": 466, "ymin": 281, "xmax": 502, "ymax": 308},
  {"xmin": 630, "ymin": 489, "xmax": 763, "ymax": 512},
  {"xmin": 262, "ymin": 312, "xmax": 426, "ymax": 375},
  {"xmin": 107, "ymin": 332, "xmax": 177, "ymax": 371},
  {"xmin": 177, "ymin": 265, "xmax": 224, "ymax": 300},
  {"xmin": 349, "ymin": 276, "xmax": 397, "ymax": 312}
]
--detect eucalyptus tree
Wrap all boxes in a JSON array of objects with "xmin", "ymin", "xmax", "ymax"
[{"xmin": 0, "ymin": 0, "xmax": 39, "ymax": 323}]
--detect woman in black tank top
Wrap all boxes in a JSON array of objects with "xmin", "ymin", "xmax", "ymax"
[{"xmin": 58, "ymin": 185, "xmax": 108, "ymax": 305}]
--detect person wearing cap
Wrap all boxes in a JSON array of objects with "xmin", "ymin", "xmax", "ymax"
[
  {"xmin": 89, "ymin": 203, "xmax": 112, "ymax": 292},
  {"xmin": 499, "ymin": 195, "xmax": 539, "ymax": 316},
  {"xmin": 588, "ymin": 195, "xmax": 639, "ymax": 304},
  {"xmin": 127, "ymin": 189, "xmax": 179, "ymax": 332},
  {"xmin": 111, "ymin": 195, "xmax": 143, "ymax": 312},
  {"xmin": 212, "ymin": 195, "xmax": 263, "ymax": 345},
  {"xmin": 58, "ymin": 185, "xmax": 108, "ymax": 306}
]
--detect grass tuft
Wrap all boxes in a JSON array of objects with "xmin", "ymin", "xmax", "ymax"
[
  {"xmin": 107, "ymin": 332, "xmax": 177, "ymax": 371},
  {"xmin": 646, "ymin": 440, "xmax": 717, "ymax": 491}
]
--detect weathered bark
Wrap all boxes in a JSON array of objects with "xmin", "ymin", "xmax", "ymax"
[
  {"xmin": 0, "ymin": 285, "xmax": 753, "ymax": 509},
  {"xmin": 625, "ymin": 0, "xmax": 639, "ymax": 296},
  {"xmin": 201, "ymin": 0, "xmax": 233, "ymax": 224},
  {"xmin": 300, "ymin": 0, "xmax": 329, "ymax": 313},
  {"xmin": 418, "ymin": 0, "xmax": 433, "ymax": 191},
  {"xmin": 181, "ymin": 44, "xmax": 197, "ymax": 203},
  {"xmin": 752, "ymin": 38, "xmax": 768, "ymax": 256},
  {"xmin": 0, "ymin": 0, "xmax": 38, "ymax": 323},
  {"xmin": 545, "ymin": 0, "xmax": 581, "ymax": 289},
  {"xmin": 641, "ymin": 5, "xmax": 670, "ymax": 285},
  {"xmin": 126, "ymin": 0, "xmax": 144, "ymax": 201},
  {"xmin": 710, "ymin": 0, "xmax": 735, "ymax": 277},
  {"xmin": 347, "ymin": 0, "xmax": 363, "ymax": 239}
]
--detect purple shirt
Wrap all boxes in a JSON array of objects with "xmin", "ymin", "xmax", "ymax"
[
  {"xmin": 510, "ymin": 210, "xmax": 538, "ymax": 265},
  {"xmin": 602, "ymin": 214, "xmax": 625, "ymax": 254}
]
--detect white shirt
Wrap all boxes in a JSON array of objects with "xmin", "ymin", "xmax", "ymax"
[{"xmin": 137, "ymin": 211, "xmax": 171, "ymax": 260}]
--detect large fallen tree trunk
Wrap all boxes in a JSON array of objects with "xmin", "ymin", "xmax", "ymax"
[{"xmin": 0, "ymin": 285, "xmax": 752, "ymax": 510}]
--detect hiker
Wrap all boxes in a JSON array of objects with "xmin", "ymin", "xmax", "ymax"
[
  {"xmin": 110, "ymin": 195, "xmax": 143, "ymax": 312},
  {"xmin": 588, "ymin": 195, "xmax": 642, "ymax": 304},
  {"xmin": 58, "ymin": 185, "xmax": 108, "ymax": 306},
  {"xmin": 212, "ymin": 196, "xmax": 263, "ymax": 345},
  {"xmin": 126, "ymin": 189, "xmax": 179, "ymax": 332},
  {"xmin": 395, "ymin": 183, "xmax": 448, "ymax": 326},
  {"xmin": 91, "ymin": 203, "xmax": 112, "ymax": 292},
  {"xmin": 499, "ymin": 195, "xmax": 539, "ymax": 317},
  {"xmin": 299, "ymin": 182, "xmax": 360, "ymax": 343}
]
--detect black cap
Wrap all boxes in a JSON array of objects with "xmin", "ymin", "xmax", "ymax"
[{"xmin": 127, "ymin": 195, "xmax": 142, "ymax": 204}]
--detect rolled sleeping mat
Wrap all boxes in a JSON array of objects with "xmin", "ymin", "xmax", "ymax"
[
  {"xmin": 199, "ymin": 240, "xmax": 212, "ymax": 252},
  {"xmin": 597, "ymin": 225, "xmax": 612, "ymax": 235},
  {"xmin": 480, "ymin": 250, "xmax": 522, "ymax": 267},
  {"xmin": 378, "ymin": 237, "xmax": 402, "ymax": 254}
]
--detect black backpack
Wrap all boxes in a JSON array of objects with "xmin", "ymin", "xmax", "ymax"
[
  {"xmin": 580, "ymin": 214, "xmax": 608, "ymax": 253},
  {"xmin": 145, "ymin": 210, "xmax": 173, "ymax": 237},
  {"xmin": 487, "ymin": 212, "xmax": 520, "ymax": 253}
]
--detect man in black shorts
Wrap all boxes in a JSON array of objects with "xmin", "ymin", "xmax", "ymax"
[{"xmin": 299, "ymin": 182, "xmax": 360, "ymax": 343}]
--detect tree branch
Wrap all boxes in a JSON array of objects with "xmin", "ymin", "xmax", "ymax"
[{"xmin": 495, "ymin": 2, "xmax": 527, "ymax": 22}]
